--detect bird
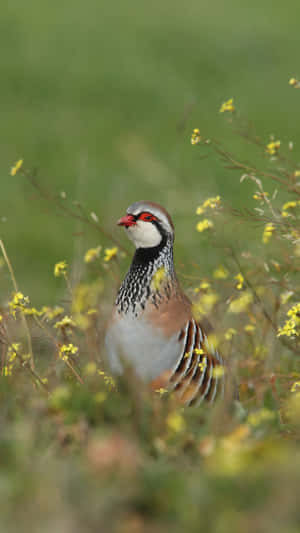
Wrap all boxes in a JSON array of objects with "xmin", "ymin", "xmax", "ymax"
[{"xmin": 105, "ymin": 201, "xmax": 225, "ymax": 406}]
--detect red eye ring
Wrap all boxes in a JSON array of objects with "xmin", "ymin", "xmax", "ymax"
[{"xmin": 138, "ymin": 212, "xmax": 157, "ymax": 222}]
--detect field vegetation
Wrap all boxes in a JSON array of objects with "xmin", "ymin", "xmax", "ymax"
[{"xmin": 1, "ymin": 2, "xmax": 300, "ymax": 531}]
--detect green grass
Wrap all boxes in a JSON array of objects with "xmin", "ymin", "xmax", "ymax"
[
  {"xmin": 1, "ymin": 0, "xmax": 300, "ymax": 303},
  {"xmin": 1, "ymin": 3, "xmax": 300, "ymax": 531}
]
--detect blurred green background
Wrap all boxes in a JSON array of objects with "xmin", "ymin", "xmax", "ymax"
[{"xmin": 1, "ymin": 0, "xmax": 300, "ymax": 304}]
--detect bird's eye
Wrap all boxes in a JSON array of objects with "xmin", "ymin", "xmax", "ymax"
[{"xmin": 139, "ymin": 212, "xmax": 157, "ymax": 222}]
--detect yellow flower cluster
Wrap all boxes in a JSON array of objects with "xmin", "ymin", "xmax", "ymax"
[
  {"xmin": 287, "ymin": 302, "xmax": 300, "ymax": 319},
  {"xmin": 166, "ymin": 410, "xmax": 186, "ymax": 433},
  {"xmin": 10, "ymin": 159, "xmax": 23, "ymax": 176},
  {"xmin": 212, "ymin": 366, "xmax": 225, "ymax": 378},
  {"xmin": 196, "ymin": 219, "xmax": 214, "ymax": 233},
  {"xmin": 291, "ymin": 381, "xmax": 300, "ymax": 393},
  {"xmin": 59, "ymin": 343, "xmax": 78, "ymax": 361},
  {"xmin": 247, "ymin": 408, "xmax": 275, "ymax": 427},
  {"xmin": 2, "ymin": 343, "xmax": 22, "ymax": 377},
  {"xmin": 151, "ymin": 266, "xmax": 167, "ymax": 292},
  {"xmin": 213, "ymin": 265, "xmax": 229, "ymax": 279},
  {"xmin": 281, "ymin": 200, "xmax": 300, "ymax": 217},
  {"xmin": 228, "ymin": 291, "xmax": 253, "ymax": 314},
  {"xmin": 54, "ymin": 260, "xmax": 68, "ymax": 277},
  {"xmin": 219, "ymin": 98, "xmax": 235, "ymax": 113},
  {"xmin": 289, "ymin": 77, "xmax": 300, "ymax": 88},
  {"xmin": 262, "ymin": 223, "xmax": 275, "ymax": 244},
  {"xmin": 190, "ymin": 128, "xmax": 202, "ymax": 145},
  {"xmin": 196, "ymin": 196, "xmax": 221, "ymax": 215},
  {"xmin": 192, "ymin": 291, "xmax": 219, "ymax": 319},
  {"xmin": 265, "ymin": 140, "xmax": 280, "ymax": 156},
  {"xmin": 277, "ymin": 318, "xmax": 299, "ymax": 338},
  {"xmin": 42, "ymin": 306, "xmax": 64, "ymax": 320},
  {"xmin": 98, "ymin": 370, "xmax": 115, "ymax": 389},
  {"xmin": 253, "ymin": 191, "xmax": 269, "ymax": 202},
  {"xmin": 234, "ymin": 273, "xmax": 244, "ymax": 290},
  {"xmin": 224, "ymin": 328, "xmax": 237, "ymax": 341},
  {"xmin": 198, "ymin": 357, "xmax": 207, "ymax": 372},
  {"xmin": 196, "ymin": 197, "xmax": 220, "ymax": 233},
  {"xmin": 194, "ymin": 281, "xmax": 211, "ymax": 293},
  {"xmin": 84, "ymin": 246, "xmax": 102, "ymax": 263},
  {"xmin": 54, "ymin": 315, "xmax": 76, "ymax": 330},
  {"xmin": 9, "ymin": 291, "xmax": 30, "ymax": 317},
  {"xmin": 103, "ymin": 247, "xmax": 118, "ymax": 262},
  {"xmin": 155, "ymin": 387, "xmax": 168, "ymax": 396}
]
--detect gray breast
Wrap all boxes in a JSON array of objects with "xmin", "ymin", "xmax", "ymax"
[{"xmin": 105, "ymin": 313, "xmax": 181, "ymax": 381}]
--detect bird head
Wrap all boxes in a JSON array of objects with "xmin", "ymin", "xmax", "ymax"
[{"xmin": 118, "ymin": 201, "xmax": 174, "ymax": 249}]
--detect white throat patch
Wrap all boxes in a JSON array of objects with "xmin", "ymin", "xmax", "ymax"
[{"xmin": 126, "ymin": 220, "xmax": 162, "ymax": 248}]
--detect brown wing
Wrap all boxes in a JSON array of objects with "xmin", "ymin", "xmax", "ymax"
[{"xmin": 150, "ymin": 319, "xmax": 225, "ymax": 406}]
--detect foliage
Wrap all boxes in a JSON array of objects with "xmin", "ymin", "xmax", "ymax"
[{"xmin": 1, "ymin": 98, "xmax": 300, "ymax": 532}]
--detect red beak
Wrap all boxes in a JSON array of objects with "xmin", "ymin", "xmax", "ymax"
[{"xmin": 117, "ymin": 214, "xmax": 136, "ymax": 228}]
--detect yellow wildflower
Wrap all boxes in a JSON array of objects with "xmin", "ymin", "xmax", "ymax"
[
  {"xmin": 192, "ymin": 292, "xmax": 219, "ymax": 319},
  {"xmin": 244, "ymin": 324, "xmax": 255, "ymax": 333},
  {"xmin": 262, "ymin": 223, "xmax": 275, "ymax": 244},
  {"xmin": 196, "ymin": 206, "xmax": 204, "ymax": 215},
  {"xmin": 84, "ymin": 245, "xmax": 102, "ymax": 263},
  {"xmin": 287, "ymin": 303, "xmax": 300, "ymax": 319},
  {"xmin": 247, "ymin": 408, "xmax": 275, "ymax": 427},
  {"xmin": 213, "ymin": 265, "xmax": 229, "ymax": 279},
  {"xmin": 198, "ymin": 357, "xmax": 207, "ymax": 372},
  {"xmin": 282, "ymin": 201, "xmax": 297, "ymax": 211},
  {"xmin": 8, "ymin": 343, "xmax": 21, "ymax": 363},
  {"xmin": 59, "ymin": 343, "xmax": 78, "ymax": 361},
  {"xmin": 277, "ymin": 318, "xmax": 298, "ymax": 338},
  {"xmin": 54, "ymin": 260, "xmax": 68, "ymax": 277},
  {"xmin": 151, "ymin": 266, "xmax": 167, "ymax": 292},
  {"xmin": 166, "ymin": 411, "xmax": 186, "ymax": 433},
  {"xmin": 155, "ymin": 388, "xmax": 168, "ymax": 396},
  {"xmin": 41, "ymin": 306, "xmax": 64, "ymax": 320},
  {"xmin": 219, "ymin": 98, "xmax": 235, "ymax": 113},
  {"xmin": 10, "ymin": 159, "xmax": 23, "ymax": 176},
  {"xmin": 281, "ymin": 200, "xmax": 300, "ymax": 217},
  {"xmin": 280, "ymin": 291, "xmax": 293, "ymax": 305},
  {"xmin": 103, "ymin": 247, "xmax": 118, "ymax": 262},
  {"xmin": 23, "ymin": 307, "xmax": 42, "ymax": 317},
  {"xmin": 194, "ymin": 281, "xmax": 211, "ymax": 293},
  {"xmin": 206, "ymin": 333, "xmax": 219, "ymax": 350},
  {"xmin": 291, "ymin": 381, "xmax": 300, "ymax": 393},
  {"xmin": 191, "ymin": 128, "xmax": 202, "ymax": 145},
  {"xmin": 94, "ymin": 392, "xmax": 107, "ymax": 404},
  {"xmin": 98, "ymin": 370, "xmax": 115, "ymax": 389},
  {"xmin": 2, "ymin": 365, "xmax": 13, "ymax": 377},
  {"xmin": 196, "ymin": 219, "xmax": 214, "ymax": 232},
  {"xmin": 229, "ymin": 291, "xmax": 253, "ymax": 313},
  {"xmin": 194, "ymin": 348, "xmax": 205, "ymax": 355},
  {"xmin": 224, "ymin": 328, "xmax": 237, "ymax": 341},
  {"xmin": 54, "ymin": 315, "xmax": 76, "ymax": 330},
  {"xmin": 199, "ymin": 281, "xmax": 210, "ymax": 290},
  {"xmin": 234, "ymin": 273, "xmax": 244, "ymax": 290},
  {"xmin": 212, "ymin": 366, "xmax": 225, "ymax": 378},
  {"xmin": 0, "ymin": 315, "xmax": 2, "ymax": 322},
  {"xmin": 289, "ymin": 77, "xmax": 300, "ymax": 88},
  {"xmin": 9, "ymin": 292, "xmax": 30, "ymax": 317},
  {"xmin": 203, "ymin": 196, "xmax": 221, "ymax": 209},
  {"xmin": 196, "ymin": 196, "xmax": 221, "ymax": 215},
  {"xmin": 253, "ymin": 191, "xmax": 269, "ymax": 202},
  {"xmin": 265, "ymin": 140, "xmax": 280, "ymax": 156},
  {"xmin": 84, "ymin": 362, "xmax": 97, "ymax": 376}
]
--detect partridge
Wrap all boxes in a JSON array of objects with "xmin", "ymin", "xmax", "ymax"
[{"xmin": 105, "ymin": 201, "xmax": 225, "ymax": 405}]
